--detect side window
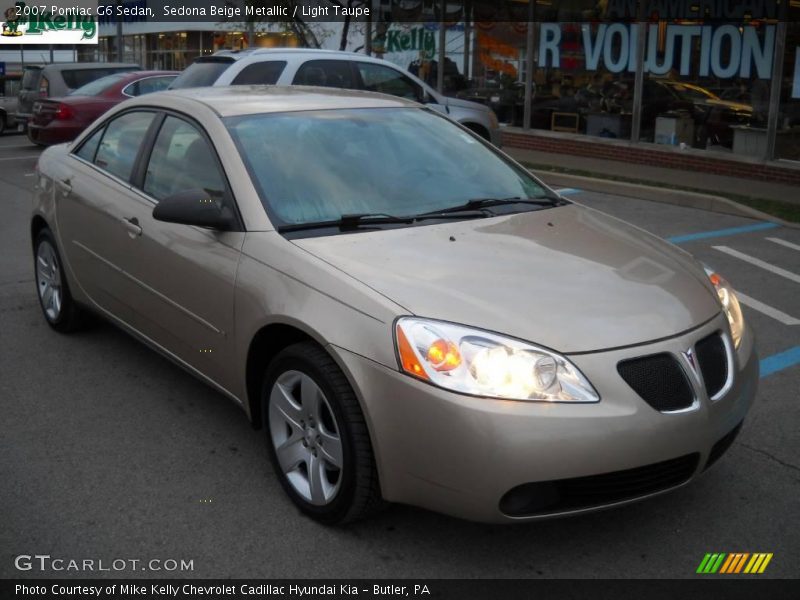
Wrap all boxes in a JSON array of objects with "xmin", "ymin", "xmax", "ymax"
[
  {"xmin": 94, "ymin": 111, "xmax": 155, "ymax": 181},
  {"xmin": 125, "ymin": 76, "xmax": 175, "ymax": 97},
  {"xmin": 74, "ymin": 127, "xmax": 104, "ymax": 162},
  {"xmin": 143, "ymin": 116, "xmax": 227, "ymax": 204},
  {"xmin": 356, "ymin": 63, "xmax": 422, "ymax": 101},
  {"xmin": 293, "ymin": 60, "xmax": 355, "ymax": 89},
  {"xmin": 231, "ymin": 61, "xmax": 287, "ymax": 85}
]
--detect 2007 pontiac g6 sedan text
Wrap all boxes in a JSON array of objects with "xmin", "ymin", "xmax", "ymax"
[{"xmin": 31, "ymin": 86, "xmax": 757, "ymax": 524}]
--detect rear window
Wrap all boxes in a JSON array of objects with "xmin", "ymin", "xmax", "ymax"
[
  {"xmin": 61, "ymin": 68, "xmax": 137, "ymax": 91},
  {"xmin": 69, "ymin": 73, "xmax": 126, "ymax": 96},
  {"xmin": 169, "ymin": 59, "xmax": 232, "ymax": 89},
  {"xmin": 231, "ymin": 61, "xmax": 286, "ymax": 85},
  {"xmin": 21, "ymin": 68, "xmax": 42, "ymax": 90}
]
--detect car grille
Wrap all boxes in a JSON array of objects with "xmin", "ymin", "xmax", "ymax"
[
  {"xmin": 704, "ymin": 422, "xmax": 743, "ymax": 471},
  {"xmin": 499, "ymin": 453, "xmax": 700, "ymax": 517},
  {"xmin": 617, "ymin": 353, "xmax": 694, "ymax": 411},
  {"xmin": 695, "ymin": 332, "xmax": 729, "ymax": 398}
]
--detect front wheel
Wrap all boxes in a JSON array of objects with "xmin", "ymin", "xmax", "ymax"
[
  {"xmin": 262, "ymin": 342, "xmax": 383, "ymax": 524},
  {"xmin": 34, "ymin": 228, "xmax": 86, "ymax": 332}
]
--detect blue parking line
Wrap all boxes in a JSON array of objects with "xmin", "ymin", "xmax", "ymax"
[
  {"xmin": 760, "ymin": 346, "xmax": 800, "ymax": 378},
  {"xmin": 667, "ymin": 222, "xmax": 779, "ymax": 244},
  {"xmin": 556, "ymin": 188, "xmax": 582, "ymax": 196}
]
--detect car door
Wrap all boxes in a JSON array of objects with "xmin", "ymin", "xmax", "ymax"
[
  {"xmin": 115, "ymin": 113, "xmax": 245, "ymax": 394},
  {"xmin": 58, "ymin": 109, "xmax": 159, "ymax": 326}
]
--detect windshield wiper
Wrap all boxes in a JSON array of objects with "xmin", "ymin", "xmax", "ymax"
[
  {"xmin": 278, "ymin": 208, "xmax": 492, "ymax": 234},
  {"xmin": 277, "ymin": 213, "xmax": 415, "ymax": 233},
  {"xmin": 424, "ymin": 195, "xmax": 565, "ymax": 216}
]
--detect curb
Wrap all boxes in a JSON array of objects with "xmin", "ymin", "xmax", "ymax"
[{"xmin": 530, "ymin": 170, "xmax": 799, "ymax": 229}]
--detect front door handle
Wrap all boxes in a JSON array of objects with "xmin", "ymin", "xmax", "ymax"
[
  {"xmin": 56, "ymin": 178, "xmax": 72, "ymax": 195},
  {"xmin": 122, "ymin": 217, "xmax": 142, "ymax": 238}
]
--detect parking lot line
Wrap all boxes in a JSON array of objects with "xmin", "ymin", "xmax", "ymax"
[
  {"xmin": 712, "ymin": 246, "xmax": 800, "ymax": 284},
  {"xmin": 666, "ymin": 222, "xmax": 779, "ymax": 244},
  {"xmin": 736, "ymin": 292, "xmax": 800, "ymax": 326},
  {"xmin": 760, "ymin": 346, "xmax": 800, "ymax": 378},
  {"xmin": 766, "ymin": 237, "xmax": 800, "ymax": 252}
]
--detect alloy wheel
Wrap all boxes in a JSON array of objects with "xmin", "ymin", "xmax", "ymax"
[
  {"xmin": 36, "ymin": 239, "xmax": 63, "ymax": 322},
  {"xmin": 268, "ymin": 370, "xmax": 344, "ymax": 506}
]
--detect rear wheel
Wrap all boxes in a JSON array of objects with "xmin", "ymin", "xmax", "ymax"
[
  {"xmin": 0, "ymin": 113, "xmax": 6, "ymax": 136},
  {"xmin": 34, "ymin": 229, "xmax": 86, "ymax": 332},
  {"xmin": 262, "ymin": 342, "xmax": 383, "ymax": 524}
]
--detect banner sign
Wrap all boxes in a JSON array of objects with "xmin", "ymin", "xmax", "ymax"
[
  {"xmin": 539, "ymin": 23, "xmax": 776, "ymax": 79},
  {"xmin": 1, "ymin": 1, "xmax": 97, "ymax": 44}
]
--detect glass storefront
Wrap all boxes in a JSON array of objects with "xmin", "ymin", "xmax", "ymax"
[{"xmin": 91, "ymin": 0, "xmax": 799, "ymax": 164}]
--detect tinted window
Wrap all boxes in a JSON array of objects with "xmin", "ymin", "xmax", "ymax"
[
  {"xmin": 61, "ymin": 68, "xmax": 137, "ymax": 90},
  {"xmin": 293, "ymin": 60, "xmax": 355, "ymax": 89},
  {"xmin": 94, "ymin": 111, "xmax": 155, "ymax": 181},
  {"xmin": 74, "ymin": 127, "xmax": 104, "ymax": 162},
  {"xmin": 227, "ymin": 108, "xmax": 546, "ymax": 227},
  {"xmin": 69, "ymin": 74, "xmax": 126, "ymax": 96},
  {"xmin": 356, "ymin": 63, "xmax": 422, "ymax": 101},
  {"xmin": 144, "ymin": 116, "xmax": 227, "ymax": 203},
  {"xmin": 124, "ymin": 76, "xmax": 176, "ymax": 96},
  {"xmin": 169, "ymin": 60, "xmax": 232, "ymax": 89},
  {"xmin": 231, "ymin": 61, "xmax": 286, "ymax": 85}
]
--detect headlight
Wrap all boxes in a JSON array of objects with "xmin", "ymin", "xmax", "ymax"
[
  {"xmin": 395, "ymin": 318, "xmax": 599, "ymax": 402},
  {"xmin": 704, "ymin": 267, "xmax": 744, "ymax": 348}
]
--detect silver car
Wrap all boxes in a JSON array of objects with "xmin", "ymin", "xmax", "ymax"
[
  {"xmin": 32, "ymin": 87, "xmax": 757, "ymax": 524},
  {"xmin": 169, "ymin": 48, "xmax": 501, "ymax": 145}
]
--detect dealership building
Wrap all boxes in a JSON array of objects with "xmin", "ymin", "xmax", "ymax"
[{"xmin": 84, "ymin": 1, "xmax": 800, "ymax": 177}]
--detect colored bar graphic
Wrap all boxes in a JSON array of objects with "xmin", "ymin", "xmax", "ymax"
[
  {"xmin": 702, "ymin": 553, "xmax": 773, "ymax": 574},
  {"xmin": 719, "ymin": 554, "xmax": 736, "ymax": 573}
]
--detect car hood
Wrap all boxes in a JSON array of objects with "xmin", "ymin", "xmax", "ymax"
[
  {"xmin": 443, "ymin": 95, "xmax": 491, "ymax": 112},
  {"xmin": 291, "ymin": 205, "xmax": 721, "ymax": 354}
]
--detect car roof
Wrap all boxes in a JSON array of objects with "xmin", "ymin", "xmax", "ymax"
[
  {"xmin": 213, "ymin": 48, "xmax": 366, "ymax": 60},
  {"xmin": 29, "ymin": 62, "xmax": 140, "ymax": 72},
  {"xmin": 143, "ymin": 85, "xmax": 419, "ymax": 117}
]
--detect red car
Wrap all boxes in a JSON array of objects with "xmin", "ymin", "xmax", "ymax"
[{"xmin": 27, "ymin": 70, "xmax": 177, "ymax": 146}]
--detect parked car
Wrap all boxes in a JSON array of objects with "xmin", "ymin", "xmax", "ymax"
[
  {"xmin": 658, "ymin": 80, "xmax": 752, "ymax": 148},
  {"xmin": 17, "ymin": 62, "xmax": 139, "ymax": 126},
  {"xmin": 27, "ymin": 71, "xmax": 177, "ymax": 146},
  {"xmin": 169, "ymin": 48, "xmax": 501, "ymax": 145},
  {"xmin": 32, "ymin": 86, "xmax": 756, "ymax": 524},
  {"xmin": 0, "ymin": 72, "xmax": 22, "ymax": 134}
]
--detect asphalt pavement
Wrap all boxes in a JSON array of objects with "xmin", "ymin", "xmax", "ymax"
[{"xmin": 1, "ymin": 134, "xmax": 798, "ymax": 579}]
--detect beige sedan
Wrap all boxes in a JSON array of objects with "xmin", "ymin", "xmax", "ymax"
[{"xmin": 31, "ymin": 86, "xmax": 757, "ymax": 524}]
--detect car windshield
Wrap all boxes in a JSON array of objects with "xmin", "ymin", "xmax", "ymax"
[
  {"xmin": 226, "ymin": 107, "xmax": 549, "ymax": 229},
  {"xmin": 69, "ymin": 73, "xmax": 127, "ymax": 96}
]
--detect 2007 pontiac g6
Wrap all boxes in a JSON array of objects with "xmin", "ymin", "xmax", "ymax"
[{"xmin": 32, "ymin": 86, "xmax": 757, "ymax": 524}]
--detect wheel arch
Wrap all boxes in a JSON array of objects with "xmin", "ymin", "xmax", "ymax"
[{"xmin": 31, "ymin": 214, "xmax": 50, "ymax": 248}]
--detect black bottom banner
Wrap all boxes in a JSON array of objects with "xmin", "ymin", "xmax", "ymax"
[{"xmin": 2, "ymin": 579, "xmax": 800, "ymax": 600}]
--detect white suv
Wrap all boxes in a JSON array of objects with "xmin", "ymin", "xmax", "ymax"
[{"xmin": 170, "ymin": 48, "xmax": 501, "ymax": 145}]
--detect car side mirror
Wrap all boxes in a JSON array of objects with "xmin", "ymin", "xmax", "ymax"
[{"xmin": 152, "ymin": 189, "xmax": 235, "ymax": 230}]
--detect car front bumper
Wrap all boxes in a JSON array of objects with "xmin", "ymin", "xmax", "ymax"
[{"xmin": 331, "ymin": 313, "xmax": 758, "ymax": 523}]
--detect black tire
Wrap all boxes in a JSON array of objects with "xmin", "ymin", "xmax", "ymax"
[
  {"xmin": 0, "ymin": 113, "xmax": 6, "ymax": 136},
  {"xmin": 33, "ymin": 228, "xmax": 86, "ymax": 333},
  {"xmin": 262, "ymin": 342, "xmax": 383, "ymax": 524}
]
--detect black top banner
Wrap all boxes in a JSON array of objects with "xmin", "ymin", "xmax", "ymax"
[{"xmin": 63, "ymin": 0, "xmax": 797, "ymax": 24}]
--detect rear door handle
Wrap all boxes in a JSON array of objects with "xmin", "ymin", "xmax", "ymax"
[
  {"xmin": 122, "ymin": 217, "xmax": 142, "ymax": 237},
  {"xmin": 56, "ymin": 178, "xmax": 72, "ymax": 195}
]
